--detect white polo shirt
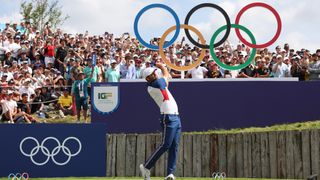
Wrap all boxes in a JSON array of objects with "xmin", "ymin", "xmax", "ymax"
[{"xmin": 147, "ymin": 77, "xmax": 178, "ymax": 115}]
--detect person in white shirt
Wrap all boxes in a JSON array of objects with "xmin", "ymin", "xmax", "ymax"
[
  {"xmin": 186, "ymin": 65, "xmax": 208, "ymax": 79},
  {"xmin": 19, "ymin": 81, "xmax": 35, "ymax": 101},
  {"xmin": 272, "ymin": 55, "xmax": 290, "ymax": 78}
]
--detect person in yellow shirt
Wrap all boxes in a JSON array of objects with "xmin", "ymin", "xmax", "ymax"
[{"xmin": 58, "ymin": 88, "xmax": 73, "ymax": 117}]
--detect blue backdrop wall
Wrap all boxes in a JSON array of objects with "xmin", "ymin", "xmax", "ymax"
[{"xmin": 92, "ymin": 81, "xmax": 320, "ymax": 134}]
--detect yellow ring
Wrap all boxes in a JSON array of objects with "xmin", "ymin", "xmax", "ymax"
[{"xmin": 159, "ymin": 24, "xmax": 206, "ymax": 71}]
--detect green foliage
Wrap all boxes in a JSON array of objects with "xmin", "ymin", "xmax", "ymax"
[{"xmin": 20, "ymin": 0, "xmax": 69, "ymax": 30}]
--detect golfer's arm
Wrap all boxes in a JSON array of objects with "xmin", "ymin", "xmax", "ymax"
[{"xmin": 159, "ymin": 65, "xmax": 170, "ymax": 85}]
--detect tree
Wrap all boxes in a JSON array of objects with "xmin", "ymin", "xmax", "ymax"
[{"xmin": 20, "ymin": 0, "xmax": 69, "ymax": 31}]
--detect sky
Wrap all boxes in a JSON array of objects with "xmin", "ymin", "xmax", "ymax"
[{"xmin": 0, "ymin": 0, "xmax": 319, "ymax": 51}]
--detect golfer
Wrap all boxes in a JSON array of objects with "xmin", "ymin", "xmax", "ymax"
[{"xmin": 140, "ymin": 63, "xmax": 181, "ymax": 180}]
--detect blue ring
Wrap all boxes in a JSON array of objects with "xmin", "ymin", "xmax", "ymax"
[{"xmin": 134, "ymin": 4, "xmax": 180, "ymax": 50}]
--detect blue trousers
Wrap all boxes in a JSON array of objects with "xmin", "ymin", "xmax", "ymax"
[{"xmin": 145, "ymin": 114, "xmax": 181, "ymax": 176}]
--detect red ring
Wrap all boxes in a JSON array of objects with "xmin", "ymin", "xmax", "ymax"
[{"xmin": 235, "ymin": 2, "xmax": 282, "ymax": 49}]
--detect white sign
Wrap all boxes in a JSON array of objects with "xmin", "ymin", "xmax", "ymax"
[{"xmin": 92, "ymin": 86, "xmax": 119, "ymax": 114}]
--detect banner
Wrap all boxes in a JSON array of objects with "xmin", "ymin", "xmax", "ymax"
[
  {"xmin": 91, "ymin": 80, "xmax": 320, "ymax": 133},
  {"xmin": 0, "ymin": 124, "xmax": 106, "ymax": 178},
  {"xmin": 91, "ymin": 83, "xmax": 120, "ymax": 122}
]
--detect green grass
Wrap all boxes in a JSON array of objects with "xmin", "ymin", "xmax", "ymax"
[
  {"xmin": 39, "ymin": 111, "xmax": 320, "ymax": 134},
  {"xmin": 32, "ymin": 109, "xmax": 320, "ymax": 134},
  {"xmin": 0, "ymin": 178, "xmax": 302, "ymax": 180}
]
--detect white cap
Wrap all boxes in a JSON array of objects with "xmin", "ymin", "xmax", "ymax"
[
  {"xmin": 110, "ymin": 59, "xmax": 117, "ymax": 64},
  {"xmin": 142, "ymin": 67, "xmax": 157, "ymax": 79},
  {"xmin": 277, "ymin": 55, "xmax": 282, "ymax": 59}
]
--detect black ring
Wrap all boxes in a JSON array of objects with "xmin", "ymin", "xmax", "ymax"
[{"xmin": 184, "ymin": 3, "xmax": 231, "ymax": 49}]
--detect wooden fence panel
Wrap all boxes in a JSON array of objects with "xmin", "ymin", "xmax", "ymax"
[
  {"xmin": 154, "ymin": 134, "xmax": 165, "ymax": 177},
  {"xmin": 269, "ymin": 131, "xmax": 277, "ymax": 179},
  {"xmin": 277, "ymin": 131, "xmax": 286, "ymax": 178},
  {"xmin": 115, "ymin": 134, "xmax": 126, "ymax": 176},
  {"xmin": 285, "ymin": 131, "xmax": 294, "ymax": 179},
  {"xmin": 175, "ymin": 134, "xmax": 184, "ymax": 177},
  {"xmin": 302, "ymin": 130, "xmax": 311, "ymax": 178},
  {"xmin": 235, "ymin": 133, "xmax": 244, "ymax": 178},
  {"xmin": 251, "ymin": 133, "xmax": 261, "ymax": 178},
  {"xmin": 145, "ymin": 134, "xmax": 157, "ymax": 176},
  {"xmin": 218, "ymin": 134, "xmax": 227, "ymax": 174},
  {"xmin": 201, "ymin": 134, "xmax": 211, "ymax": 177},
  {"xmin": 260, "ymin": 132, "xmax": 270, "ymax": 178},
  {"xmin": 125, "ymin": 134, "xmax": 137, "ymax": 176},
  {"xmin": 243, "ymin": 133, "xmax": 252, "ymax": 178},
  {"xmin": 311, "ymin": 130, "xmax": 320, "ymax": 176},
  {"xmin": 136, "ymin": 134, "xmax": 146, "ymax": 176},
  {"xmin": 106, "ymin": 135, "xmax": 113, "ymax": 177},
  {"xmin": 293, "ymin": 131, "xmax": 303, "ymax": 179},
  {"xmin": 192, "ymin": 134, "xmax": 202, "ymax": 177},
  {"xmin": 227, "ymin": 134, "xmax": 236, "ymax": 177},
  {"xmin": 183, "ymin": 134, "xmax": 193, "ymax": 177},
  {"xmin": 211, "ymin": 134, "xmax": 218, "ymax": 173}
]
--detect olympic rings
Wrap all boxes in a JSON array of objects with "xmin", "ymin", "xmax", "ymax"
[
  {"xmin": 235, "ymin": 2, "xmax": 282, "ymax": 49},
  {"xmin": 134, "ymin": 2, "xmax": 282, "ymax": 71},
  {"xmin": 8, "ymin": 172, "xmax": 29, "ymax": 180},
  {"xmin": 184, "ymin": 3, "xmax": 231, "ymax": 49},
  {"xmin": 20, "ymin": 136, "xmax": 82, "ymax": 166},
  {"xmin": 159, "ymin": 25, "xmax": 206, "ymax": 71},
  {"xmin": 133, "ymin": 3, "xmax": 180, "ymax": 50},
  {"xmin": 212, "ymin": 172, "xmax": 226, "ymax": 179},
  {"xmin": 210, "ymin": 24, "xmax": 257, "ymax": 71}
]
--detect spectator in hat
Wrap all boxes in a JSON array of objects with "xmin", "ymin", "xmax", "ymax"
[
  {"xmin": 83, "ymin": 58, "xmax": 98, "ymax": 82},
  {"xmin": 9, "ymin": 35, "xmax": 21, "ymax": 59},
  {"xmin": 252, "ymin": 59, "xmax": 270, "ymax": 78},
  {"xmin": 272, "ymin": 55, "xmax": 290, "ymax": 78},
  {"xmin": 18, "ymin": 51, "xmax": 31, "ymax": 65},
  {"xmin": 207, "ymin": 61, "xmax": 222, "ymax": 78},
  {"xmin": 71, "ymin": 66, "xmax": 94, "ymax": 123},
  {"xmin": 58, "ymin": 88, "xmax": 73, "ymax": 118},
  {"xmin": 70, "ymin": 58, "xmax": 83, "ymax": 83},
  {"xmin": 20, "ymin": 60, "xmax": 32, "ymax": 74},
  {"xmin": 105, "ymin": 59, "xmax": 120, "ymax": 82},
  {"xmin": 291, "ymin": 56, "xmax": 306, "ymax": 81},
  {"xmin": 170, "ymin": 59, "xmax": 183, "ymax": 79},
  {"xmin": 19, "ymin": 80, "xmax": 35, "ymax": 101},
  {"xmin": 0, "ymin": 90, "xmax": 18, "ymax": 123},
  {"xmin": 3, "ymin": 50, "xmax": 14, "ymax": 66},
  {"xmin": 2, "ymin": 23, "xmax": 15, "ymax": 36},
  {"xmin": 308, "ymin": 52, "xmax": 320, "ymax": 80},
  {"xmin": 0, "ymin": 74, "xmax": 9, "ymax": 89},
  {"xmin": 32, "ymin": 53, "xmax": 44, "ymax": 70},
  {"xmin": 1, "ymin": 65, "xmax": 13, "ymax": 81}
]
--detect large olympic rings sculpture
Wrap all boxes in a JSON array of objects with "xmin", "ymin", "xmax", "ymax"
[{"xmin": 134, "ymin": 3, "xmax": 282, "ymax": 71}]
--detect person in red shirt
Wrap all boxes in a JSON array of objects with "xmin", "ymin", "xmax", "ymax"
[{"xmin": 42, "ymin": 38, "xmax": 55, "ymax": 68}]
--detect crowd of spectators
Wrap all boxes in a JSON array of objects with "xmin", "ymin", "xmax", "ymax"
[{"xmin": 0, "ymin": 21, "xmax": 319, "ymax": 123}]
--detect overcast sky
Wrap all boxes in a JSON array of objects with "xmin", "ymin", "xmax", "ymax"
[{"xmin": 1, "ymin": 0, "xmax": 319, "ymax": 51}]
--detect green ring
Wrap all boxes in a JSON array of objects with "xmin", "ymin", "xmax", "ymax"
[{"xmin": 210, "ymin": 24, "xmax": 257, "ymax": 71}]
